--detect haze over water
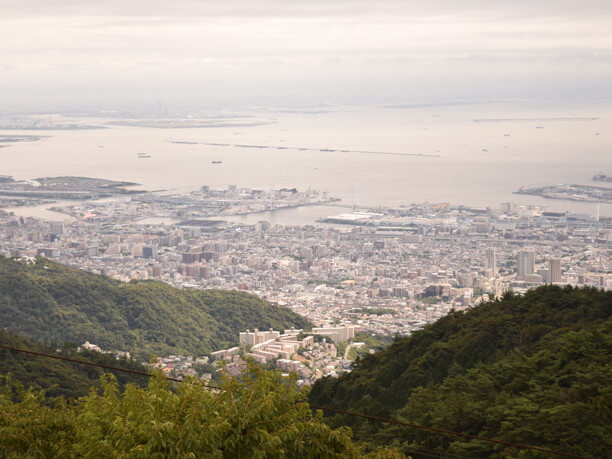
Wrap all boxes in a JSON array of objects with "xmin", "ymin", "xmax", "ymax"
[{"xmin": 2, "ymin": 101, "xmax": 611, "ymax": 219}]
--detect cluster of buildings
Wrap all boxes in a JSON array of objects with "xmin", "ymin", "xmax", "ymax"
[
  {"xmin": 1, "ymin": 185, "xmax": 610, "ymax": 365},
  {"xmin": 151, "ymin": 355, "xmax": 210, "ymax": 379},
  {"xmin": 211, "ymin": 326, "xmax": 356, "ymax": 384},
  {"xmin": 49, "ymin": 184, "xmax": 337, "ymax": 224},
  {"xmin": 77, "ymin": 341, "xmax": 212, "ymax": 380},
  {"xmin": 514, "ymin": 248, "xmax": 562, "ymax": 283},
  {"xmin": 78, "ymin": 341, "xmax": 131, "ymax": 360},
  {"xmin": 72, "ymin": 329, "xmax": 358, "ymax": 384}
]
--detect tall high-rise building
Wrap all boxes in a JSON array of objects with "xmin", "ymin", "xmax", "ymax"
[
  {"xmin": 485, "ymin": 248, "xmax": 496, "ymax": 275},
  {"xmin": 255, "ymin": 221, "xmax": 270, "ymax": 233},
  {"xmin": 50, "ymin": 222, "xmax": 65, "ymax": 236},
  {"xmin": 517, "ymin": 249, "xmax": 535, "ymax": 277},
  {"xmin": 550, "ymin": 258, "xmax": 562, "ymax": 283}
]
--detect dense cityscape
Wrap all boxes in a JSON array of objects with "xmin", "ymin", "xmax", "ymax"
[{"xmin": 1, "ymin": 180, "xmax": 609, "ymax": 381}]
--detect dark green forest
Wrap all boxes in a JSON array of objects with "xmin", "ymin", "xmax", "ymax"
[
  {"xmin": 0, "ymin": 329, "xmax": 149, "ymax": 400},
  {"xmin": 0, "ymin": 256, "xmax": 311, "ymax": 358},
  {"xmin": 310, "ymin": 285, "xmax": 611, "ymax": 457}
]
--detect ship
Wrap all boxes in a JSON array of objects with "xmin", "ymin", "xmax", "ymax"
[{"xmin": 593, "ymin": 173, "xmax": 612, "ymax": 182}]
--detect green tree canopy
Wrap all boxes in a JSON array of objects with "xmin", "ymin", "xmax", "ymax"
[
  {"xmin": 0, "ymin": 362, "xmax": 403, "ymax": 458},
  {"xmin": 310, "ymin": 285, "xmax": 611, "ymax": 457}
]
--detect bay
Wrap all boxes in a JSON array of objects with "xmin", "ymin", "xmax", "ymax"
[{"xmin": 1, "ymin": 101, "xmax": 610, "ymax": 221}]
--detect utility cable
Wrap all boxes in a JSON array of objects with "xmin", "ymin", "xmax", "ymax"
[
  {"xmin": 0, "ymin": 344, "xmax": 586, "ymax": 458},
  {"xmin": 0, "ymin": 343, "xmax": 185, "ymax": 382},
  {"xmin": 308, "ymin": 405, "xmax": 584, "ymax": 458}
]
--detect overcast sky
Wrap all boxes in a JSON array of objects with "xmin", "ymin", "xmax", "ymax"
[{"xmin": 1, "ymin": 0, "xmax": 611, "ymax": 111}]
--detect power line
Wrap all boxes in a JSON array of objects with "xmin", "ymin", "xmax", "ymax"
[
  {"xmin": 400, "ymin": 446, "xmax": 470, "ymax": 459},
  {"xmin": 0, "ymin": 344, "xmax": 586, "ymax": 458},
  {"xmin": 397, "ymin": 445, "xmax": 467, "ymax": 459},
  {"xmin": 0, "ymin": 343, "xmax": 186, "ymax": 382},
  {"xmin": 308, "ymin": 405, "xmax": 584, "ymax": 458},
  {"xmin": 401, "ymin": 449, "xmax": 444, "ymax": 458}
]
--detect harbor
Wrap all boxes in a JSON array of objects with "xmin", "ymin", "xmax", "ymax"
[{"xmin": 515, "ymin": 183, "xmax": 612, "ymax": 204}]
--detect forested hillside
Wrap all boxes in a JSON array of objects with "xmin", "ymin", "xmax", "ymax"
[
  {"xmin": 0, "ymin": 329, "xmax": 148, "ymax": 400},
  {"xmin": 0, "ymin": 257, "xmax": 311, "ymax": 357},
  {"xmin": 310, "ymin": 285, "xmax": 611, "ymax": 457}
]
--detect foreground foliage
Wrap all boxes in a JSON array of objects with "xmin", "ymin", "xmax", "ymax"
[
  {"xmin": 310, "ymin": 285, "xmax": 611, "ymax": 457},
  {"xmin": 0, "ymin": 363, "xmax": 402, "ymax": 458},
  {"xmin": 0, "ymin": 256, "xmax": 311, "ymax": 357}
]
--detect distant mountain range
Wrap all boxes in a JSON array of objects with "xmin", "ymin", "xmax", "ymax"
[
  {"xmin": 310, "ymin": 285, "xmax": 611, "ymax": 457},
  {"xmin": 0, "ymin": 257, "xmax": 311, "ymax": 358}
]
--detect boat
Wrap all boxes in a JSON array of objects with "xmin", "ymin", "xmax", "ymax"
[{"xmin": 593, "ymin": 173, "xmax": 611, "ymax": 182}]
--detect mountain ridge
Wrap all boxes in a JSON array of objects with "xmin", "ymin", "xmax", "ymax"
[
  {"xmin": 0, "ymin": 256, "xmax": 311, "ymax": 358},
  {"xmin": 310, "ymin": 285, "xmax": 611, "ymax": 457}
]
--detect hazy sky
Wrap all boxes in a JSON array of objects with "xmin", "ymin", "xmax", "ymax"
[{"xmin": 2, "ymin": 0, "xmax": 612, "ymax": 111}]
